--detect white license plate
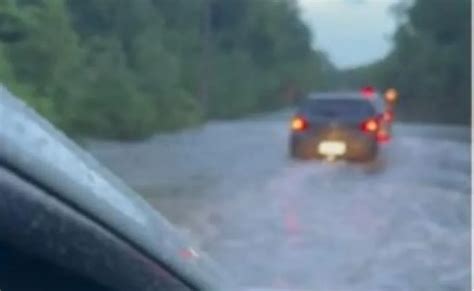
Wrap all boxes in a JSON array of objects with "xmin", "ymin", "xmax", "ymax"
[{"xmin": 318, "ymin": 141, "xmax": 347, "ymax": 156}]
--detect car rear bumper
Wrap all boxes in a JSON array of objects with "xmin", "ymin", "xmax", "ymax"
[{"xmin": 290, "ymin": 132, "xmax": 378, "ymax": 161}]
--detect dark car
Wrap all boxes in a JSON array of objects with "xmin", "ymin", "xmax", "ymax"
[
  {"xmin": 289, "ymin": 91, "xmax": 388, "ymax": 162},
  {"xmin": 0, "ymin": 86, "xmax": 233, "ymax": 291}
]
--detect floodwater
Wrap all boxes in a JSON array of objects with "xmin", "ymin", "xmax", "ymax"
[{"xmin": 87, "ymin": 112, "xmax": 470, "ymax": 291}]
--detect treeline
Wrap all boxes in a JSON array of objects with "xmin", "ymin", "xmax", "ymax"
[
  {"xmin": 0, "ymin": 0, "xmax": 332, "ymax": 139},
  {"xmin": 338, "ymin": 0, "xmax": 470, "ymax": 125}
]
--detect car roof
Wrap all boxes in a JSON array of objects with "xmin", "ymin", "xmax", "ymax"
[
  {"xmin": 303, "ymin": 91, "xmax": 385, "ymax": 112},
  {"xmin": 0, "ymin": 85, "xmax": 230, "ymax": 290},
  {"xmin": 306, "ymin": 91, "xmax": 383, "ymax": 100}
]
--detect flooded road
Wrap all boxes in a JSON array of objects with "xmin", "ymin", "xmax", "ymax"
[{"xmin": 87, "ymin": 112, "xmax": 470, "ymax": 291}]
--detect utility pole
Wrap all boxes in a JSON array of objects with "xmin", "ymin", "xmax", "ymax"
[{"xmin": 199, "ymin": 0, "xmax": 212, "ymax": 116}]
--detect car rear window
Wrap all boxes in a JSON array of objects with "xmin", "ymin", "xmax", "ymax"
[{"xmin": 301, "ymin": 98, "xmax": 376, "ymax": 119}]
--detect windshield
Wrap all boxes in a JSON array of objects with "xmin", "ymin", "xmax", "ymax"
[
  {"xmin": 0, "ymin": 0, "xmax": 470, "ymax": 291},
  {"xmin": 302, "ymin": 98, "xmax": 376, "ymax": 119}
]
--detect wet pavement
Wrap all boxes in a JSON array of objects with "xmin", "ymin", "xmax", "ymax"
[{"xmin": 86, "ymin": 112, "xmax": 470, "ymax": 291}]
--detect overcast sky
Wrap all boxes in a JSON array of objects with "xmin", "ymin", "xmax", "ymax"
[{"xmin": 297, "ymin": 0, "xmax": 399, "ymax": 69}]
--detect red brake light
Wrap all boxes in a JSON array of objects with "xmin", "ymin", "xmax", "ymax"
[
  {"xmin": 376, "ymin": 130, "xmax": 391, "ymax": 143},
  {"xmin": 383, "ymin": 111, "xmax": 394, "ymax": 122},
  {"xmin": 361, "ymin": 86, "xmax": 375, "ymax": 98},
  {"xmin": 291, "ymin": 116, "xmax": 308, "ymax": 131},
  {"xmin": 360, "ymin": 118, "xmax": 379, "ymax": 133}
]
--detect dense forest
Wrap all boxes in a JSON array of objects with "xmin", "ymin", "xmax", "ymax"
[
  {"xmin": 0, "ymin": 0, "xmax": 470, "ymax": 140},
  {"xmin": 339, "ymin": 0, "xmax": 471, "ymax": 125},
  {"xmin": 0, "ymin": 0, "xmax": 332, "ymax": 139}
]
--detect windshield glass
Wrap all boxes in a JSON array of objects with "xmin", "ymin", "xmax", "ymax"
[
  {"xmin": 302, "ymin": 98, "xmax": 376, "ymax": 119},
  {"xmin": 0, "ymin": 0, "xmax": 470, "ymax": 290}
]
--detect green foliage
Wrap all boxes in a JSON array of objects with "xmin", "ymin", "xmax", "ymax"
[
  {"xmin": 209, "ymin": 51, "xmax": 261, "ymax": 118},
  {"xmin": 339, "ymin": 0, "xmax": 470, "ymax": 125},
  {"xmin": 0, "ymin": 0, "xmax": 332, "ymax": 139}
]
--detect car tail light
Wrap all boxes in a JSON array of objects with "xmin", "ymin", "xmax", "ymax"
[
  {"xmin": 376, "ymin": 130, "xmax": 391, "ymax": 143},
  {"xmin": 384, "ymin": 88, "xmax": 398, "ymax": 103},
  {"xmin": 361, "ymin": 86, "xmax": 375, "ymax": 99},
  {"xmin": 291, "ymin": 116, "xmax": 308, "ymax": 131},
  {"xmin": 360, "ymin": 118, "xmax": 379, "ymax": 133},
  {"xmin": 383, "ymin": 111, "xmax": 394, "ymax": 122}
]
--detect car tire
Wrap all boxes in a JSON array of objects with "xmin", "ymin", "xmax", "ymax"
[
  {"xmin": 289, "ymin": 144, "xmax": 299, "ymax": 159},
  {"xmin": 289, "ymin": 138, "xmax": 303, "ymax": 159},
  {"xmin": 364, "ymin": 142, "xmax": 379, "ymax": 162}
]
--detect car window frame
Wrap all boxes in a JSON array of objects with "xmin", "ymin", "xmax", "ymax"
[{"xmin": 0, "ymin": 165, "xmax": 196, "ymax": 291}]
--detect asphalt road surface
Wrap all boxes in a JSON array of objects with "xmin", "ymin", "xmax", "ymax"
[{"xmin": 86, "ymin": 112, "xmax": 470, "ymax": 291}]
